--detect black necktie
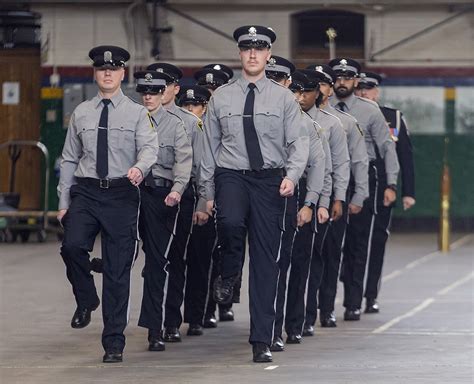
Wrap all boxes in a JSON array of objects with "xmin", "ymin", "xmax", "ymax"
[
  {"xmin": 243, "ymin": 83, "xmax": 264, "ymax": 171},
  {"xmin": 336, "ymin": 101, "xmax": 346, "ymax": 112},
  {"xmin": 97, "ymin": 99, "xmax": 111, "ymax": 179}
]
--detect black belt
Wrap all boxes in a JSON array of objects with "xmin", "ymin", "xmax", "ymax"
[
  {"xmin": 219, "ymin": 167, "xmax": 286, "ymax": 179},
  {"xmin": 76, "ymin": 177, "xmax": 130, "ymax": 189},
  {"xmin": 145, "ymin": 177, "xmax": 173, "ymax": 188}
]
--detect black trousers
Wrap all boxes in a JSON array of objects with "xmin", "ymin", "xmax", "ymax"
[
  {"xmin": 273, "ymin": 191, "xmax": 298, "ymax": 339},
  {"xmin": 183, "ymin": 216, "xmax": 217, "ymax": 325},
  {"xmin": 215, "ymin": 168, "xmax": 286, "ymax": 346},
  {"xmin": 138, "ymin": 185, "xmax": 178, "ymax": 333},
  {"xmin": 164, "ymin": 184, "xmax": 195, "ymax": 328},
  {"xmin": 341, "ymin": 163, "xmax": 381, "ymax": 310},
  {"xmin": 364, "ymin": 204, "xmax": 393, "ymax": 300},
  {"xmin": 60, "ymin": 182, "xmax": 139, "ymax": 352},
  {"xmin": 305, "ymin": 202, "xmax": 347, "ymax": 325},
  {"xmin": 285, "ymin": 178, "xmax": 317, "ymax": 335}
]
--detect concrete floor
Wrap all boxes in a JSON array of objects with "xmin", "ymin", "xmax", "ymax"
[{"xmin": 1, "ymin": 232, "xmax": 473, "ymax": 384}]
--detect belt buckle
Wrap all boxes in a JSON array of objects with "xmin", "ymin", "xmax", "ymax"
[{"xmin": 99, "ymin": 179, "xmax": 110, "ymax": 189}]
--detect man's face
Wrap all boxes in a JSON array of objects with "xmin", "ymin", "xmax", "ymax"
[
  {"xmin": 142, "ymin": 92, "xmax": 163, "ymax": 113},
  {"xmin": 318, "ymin": 82, "xmax": 333, "ymax": 103},
  {"xmin": 239, "ymin": 46, "xmax": 271, "ymax": 77},
  {"xmin": 184, "ymin": 103, "xmax": 206, "ymax": 119},
  {"xmin": 355, "ymin": 86, "xmax": 379, "ymax": 103},
  {"xmin": 334, "ymin": 75, "xmax": 358, "ymax": 98},
  {"xmin": 94, "ymin": 67, "xmax": 124, "ymax": 93},
  {"xmin": 162, "ymin": 82, "xmax": 180, "ymax": 106},
  {"xmin": 295, "ymin": 89, "xmax": 318, "ymax": 112}
]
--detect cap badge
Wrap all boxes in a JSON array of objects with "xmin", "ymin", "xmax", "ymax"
[
  {"xmin": 360, "ymin": 72, "xmax": 367, "ymax": 78},
  {"xmin": 268, "ymin": 57, "xmax": 276, "ymax": 67},
  {"xmin": 186, "ymin": 89, "xmax": 195, "ymax": 99},
  {"xmin": 340, "ymin": 59, "xmax": 348, "ymax": 68},
  {"xmin": 248, "ymin": 27, "xmax": 257, "ymax": 39},
  {"xmin": 145, "ymin": 73, "xmax": 153, "ymax": 83},
  {"xmin": 213, "ymin": 65, "xmax": 221, "ymax": 70},
  {"xmin": 156, "ymin": 68, "xmax": 164, "ymax": 73},
  {"xmin": 316, "ymin": 66, "xmax": 323, "ymax": 72},
  {"xmin": 205, "ymin": 73, "xmax": 214, "ymax": 83},
  {"xmin": 104, "ymin": 51, "xmax": 112, "ymax": 63}
]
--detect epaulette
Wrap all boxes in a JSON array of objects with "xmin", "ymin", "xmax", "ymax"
[
  {"xmin": 320, "ymin": 108, "xmax": 342, "ymax": 125},
  {"xmin": 269, "ymin": 78, "xmax": 286, "ymax": 88},
  {"xmin": 177, "ymin": 106, "xmax": 200, "ymax": 121},
  {"xmin": 215, "ymin": 78, "xmax": 238, "ymax": 91},
  {"xmin": 166, "ymin": 109, "xmax": 184, "ymax": 122},
  {"xmin": 356, "ymin": 95, "xmax": 379, "ymax": 108}
]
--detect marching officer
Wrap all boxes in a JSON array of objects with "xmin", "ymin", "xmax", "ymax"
[
  {"xmin": 356, "ymin": 71, "xmax": 415, "ymax": 313},
  {"xmin": 302, "ymin": 64, "xmax": 369, "ymax": 330},
  {"xmin": 329, "ymin": 58, "xmax": 400, "ymax": 320},
  {"xmin": 261, "ymin": 60, "xmax": 327, "ymax": 352},
  {"xmin": 285, "ymin": 69, "xmax": 349, "ymax": 343},
  {"xmin": 57, "ymin": 46, "xmax": 157, "ymax": 363},
  {"xmin": 199, "ymin": 25, "xmax": 309, "ymax": 362},
  {"xmin": 192, "ymin": 64, "xmax": 238, "ymax": 328},
  {"xmin": 146, "ymin": 62, "xmax": 203, "ymax": 342},
  {"xmin": 134, "ymin": 70, "xmax": 193, "ymax": 352}
]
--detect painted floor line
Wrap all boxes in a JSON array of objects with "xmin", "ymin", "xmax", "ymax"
[
  {"xmin": 372, "ymin": 298, "xmax": 436, "ymax": 334},
  {"xmin": 437, "ymin": 271, "xmax": 474, "ymax": 296},
  {"xmin": 264, "ymin": 365, "xmax": 279, "ymax": 370}
]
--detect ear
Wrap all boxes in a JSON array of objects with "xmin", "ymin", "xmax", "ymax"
[
  {"xmin": 173, "ymin": 84, "xmax": 180, "ymax": 96},
  {"xmin": 353, "ymin": 78, "xmax": 360, "ymax": 87},
  {"xmin": 265, "ymin": 49, "xmax": 272, "ymax": 62}
]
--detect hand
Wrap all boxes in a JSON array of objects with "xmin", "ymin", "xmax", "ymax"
[
  {"xmin": 57, "ymin": 209, "xmax": 67, "ymax": 226},
  {"xmin": 403, "ymin": 196, "xmax": 416, "ymax": 211},
  {"xmin": 297, "ymin": 206, "xmax": 313, "ymax": 227},
  {"xmin": 331, "ymin": 200, "xmax": 343, "ymax": 221},
  {"xmin": 164, "ymin": 191, "xmax": 181, "ymax": 207},
  {"xmin": 206, "ymin": 200, "xmax": 214, "ymax": 216},
  {"xmin": 193, "ymin": 211, "xmax": 210, "ymax": 226},
  {"xmin": 127, "ymin": 167, "xmax": 143, "ymax": 186},
  {"xmin": 348, "ymin": 203, "xmax": 362, "ymax": 215},
  {"xmin": 279, "ymin": 178, "xmax": 295, "ymax": 197},
  {"xmin": 317, "ymin": 207, "xmax": 329, "ymax": 224},
  {"xmin": 384, "ymin": 188, "xmax": 397, "ymax": 207}
]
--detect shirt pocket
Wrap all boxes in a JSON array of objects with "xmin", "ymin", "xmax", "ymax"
[
  {"xmin": 76, "ymin": 116, "xmax": 97, "ymax": 153},
  {"xmin": 109, "ymin": 126, "xmax": 135, "ymax": 151},
  {"xmin": 218, "ymin": 106, "xmax": 242, "ymax": 137},
  {"xmin": 157, "ymin": 136, "xmax": 175, "ymax": 170},
  {"xmin": 254, "ymin": 106, "xmax": 281, "ymax": 137}
]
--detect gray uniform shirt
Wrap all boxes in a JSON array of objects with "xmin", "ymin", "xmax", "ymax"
[
  {"xmin": 325, "ymin": 104, "xmax": 369, "ymax": 207},
  {"xmin": 330, "ymin": 94, "xmax": 400, "ymax": 185},
  {"xmin": 200, "ymin": 76, "xmax": 309, "ymax": 201},
  {"xmin": 313, "ymin": 119, "xmax": 333, "ymax": 209},
  {"xmin": 58, "ymin": 90, "xmax": 158, "ymax": 210},
  {"xmin": 150, "ymin": 107, "xmax": 192, "ymax": 195},
  {"xmin": 307, "ymin": 105, "xmax": 350, "ymax": 203},
  {"xmin": 301, "ymin": 112, "xmax": 326, "ymax": 206},
  {"xmin": 166, "ymin": 103, "xmax": 203, "ymax": 180}
]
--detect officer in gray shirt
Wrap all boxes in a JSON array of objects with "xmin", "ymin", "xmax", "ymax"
[
  {"xmin": 303, "ymin": 64, "xmax": 369, "ymax": 330},
  {"xmin": 200, "ymin": 25, "xmax": 309, "ymax": 363},
  {"xmin": 133, "ymin": 70, "xmax": 192, "ymax": 353},
  {"xmin": 328, "ymin": 57, "xmax": 399, "ymax": 321},
  {"xmin": 262, "ymin": 58, "xmax": 327, "ymax": 352},
  {"xmin": 57, "ymin": 46, "xmax": 157, "ymax": 363},
  {"xmin": 145, "ymin": 63, "xmax": 202, "ymax": 342}
]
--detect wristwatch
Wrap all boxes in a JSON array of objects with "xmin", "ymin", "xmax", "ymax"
[
  {"xmin": 304, "ymin": 201, "xmax": 315, "ymax": 209},
  {"xmin": 387, "ymin": 184, "xmax": 397, "ymax": 192}
]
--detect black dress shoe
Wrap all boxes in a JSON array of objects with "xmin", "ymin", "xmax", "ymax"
[
  {"xmin": 286, "ymin": 333, "xmax": 302, "ymax": 344},
  {"xmin": 148, "ymin": 330, "xmax": 166, "ymax": 351},
  {"xmin": 269, "ymin": 336, "xmax": 284, "ymax": 352},
  {"xmin": 219, "ymin": 307, "xmax": 234, "ymax": 322},
  {"xmin": 302, "ymin": 324, "xmax": 314, "ymax": 337},
  {"xmin": 213, "ymin": 275, "xmax": 237, "ymax": 305},
  {"xmin": 103, "ymin": 350, "xmax": 123, "ymax": 363},
  {"xmin": 187, "ymin": 324, "xmax": 203, "ymax": 336},
  {"xmin": 163, "ymin": 327, "xmax": 181, "ymax": 342},
  {"xmin": 252, "ymin": 342, "xmax": 272, "ymax": 363},
  {"xmin": 320, "ymin": 312, "xmax": 337, "ymax": 327},
  {"xmin": 365, "ymin": 299, "xmax": 380, "ymax": 313},
  {"xmin": 344, "ymin": 309, "xmax": 361, "ymax": 321},
  {"xmin": 90, "ymin": 257, "xmax": 103, "ymax": 273},
  {"xmin": 71, "ymin": 301, "xmax": 99, "ymax": 329},
  {"xmin": 203, "ymin": 314, "xmax": 218, "ymax": 328}
]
